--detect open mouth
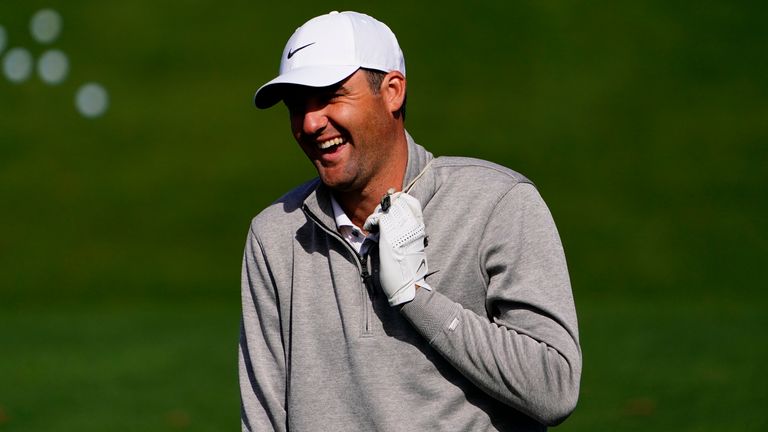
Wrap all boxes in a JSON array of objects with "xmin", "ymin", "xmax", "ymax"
[{"xmin": 318, "ymin": 136, "xmax": 345, "ymax": 151}]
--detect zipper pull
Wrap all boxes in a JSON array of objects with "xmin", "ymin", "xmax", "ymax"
[
  {"xmin": 380, "ymin": 187, "xmax": 396, "ymax": 212},
  {"xmin": 360, "ymin": 253, "xmax": 375, "ymax": 297}
]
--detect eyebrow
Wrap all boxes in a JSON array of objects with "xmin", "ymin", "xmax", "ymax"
[{"xmin": 333, "ymin": 83, "xmax": 350, "ymax": 95}]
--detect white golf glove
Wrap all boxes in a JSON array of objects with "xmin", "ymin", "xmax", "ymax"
[{"xmin": 364, "ymin": 191, "xmax": 431, "ymax": 306}]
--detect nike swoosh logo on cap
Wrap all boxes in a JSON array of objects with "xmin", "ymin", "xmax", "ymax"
[{"xmin": 287, "ymin": 42, "xmax": 316, "ymax": 59}]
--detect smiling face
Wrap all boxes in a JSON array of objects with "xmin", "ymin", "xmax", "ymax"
[{"xmin": 283, "ymin": 69, "xmax": 406, "ymax": 195}]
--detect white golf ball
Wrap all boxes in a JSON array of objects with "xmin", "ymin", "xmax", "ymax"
[
  {"xmin": 30, "ymin": 9, "xmax": 63, "ymax": 44},
  {"xmin": 38, "ymin": 49, "xmax": 69, "ymax": 84},
  {"xmin": 3, "ymin": 47, "xmax": 33, "ymax": 83},
  {"xmin": 75, "ymin": 82, "xmax": 110, "ymax": 118}
]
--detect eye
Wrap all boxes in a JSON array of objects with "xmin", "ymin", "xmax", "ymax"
[
  {"xmin": 319, "ymin": 90, "xmax": 343, "ymax": 103},
  {"xmin": 324, "ymin": 84, "xmax": 349, "ymax": 101}
]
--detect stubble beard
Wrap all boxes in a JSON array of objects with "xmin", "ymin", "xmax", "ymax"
[{"xmin": 315, "ymin": 154, "xmax": 367, "ymax": 193}]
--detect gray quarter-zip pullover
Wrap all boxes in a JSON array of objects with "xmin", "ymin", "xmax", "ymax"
[{"xmin": 239, "ymin": 134, "xmax": 581, "ymax": 431}]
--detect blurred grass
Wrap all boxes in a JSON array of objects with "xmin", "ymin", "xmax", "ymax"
[
  {"xmin": 0, "ymin": 302, "xmax": 238, "ymax": 431},
  {"xmin": 2, "ymin": 0, "xmax": 767, "ymax": 430}
]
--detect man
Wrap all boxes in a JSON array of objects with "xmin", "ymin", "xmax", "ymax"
[{"xmin": 240, "ymin": 11, "xmax": 581, "ymax": 431}]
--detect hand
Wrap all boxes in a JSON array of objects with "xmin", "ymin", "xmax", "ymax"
[{"xmin": 364, "ymin": 192, "xmax": 431, "ymax": 306}]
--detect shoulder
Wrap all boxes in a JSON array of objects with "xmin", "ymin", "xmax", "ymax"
[
  {"xmin": 249, "ymin": 178, "xmax": 319, "ymax": 239},
  {"xmin": 429, "ymin": 156, "xmax": 535, "ymax": 204},
  {"xmin": 416, "ymin": 156, "xmax": 548, "ymax": 236},
  {"xmin": 432, "ymin": 156, "xmax": 533, "ymax": 188}
]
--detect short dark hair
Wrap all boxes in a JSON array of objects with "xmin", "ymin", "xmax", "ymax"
[{"xmin": 363, "ymin": 69, "xmax": 407, "ymax": 121}]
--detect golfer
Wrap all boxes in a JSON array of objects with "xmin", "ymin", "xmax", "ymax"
[{"xmin": 239, "ymin": 11, "xmax": 581, "ymax": 431}]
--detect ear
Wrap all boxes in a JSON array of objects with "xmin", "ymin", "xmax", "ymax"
[{"xmin": 381, "ymin": 71, "xmax": 406, "ymax": 115}]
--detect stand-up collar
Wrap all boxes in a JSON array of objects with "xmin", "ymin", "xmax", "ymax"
[
  {"xmin": 401, "ymin": 131, "xmax": 436, "ymax": 208},
  {"xmin": 402, "ymin": 130, "xmax": 434, "ymax": 190}
]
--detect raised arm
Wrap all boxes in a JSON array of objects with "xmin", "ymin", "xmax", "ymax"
[{"xmin": 399, "ymin": 183, "xmax": 581, "ymax": 425}]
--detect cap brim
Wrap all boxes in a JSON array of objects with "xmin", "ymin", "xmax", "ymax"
[{"xmin": 254, "ymin": 65, "xmax": 360, "ymax": 109}]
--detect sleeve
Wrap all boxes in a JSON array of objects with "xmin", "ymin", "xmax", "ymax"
[
  {"xmin": 400, "ymin": 183, "xmax": 581, "ymax": 426},
  {"xmin": 239, "ymin": 224, "xmax": 288, "ymax": 432}
]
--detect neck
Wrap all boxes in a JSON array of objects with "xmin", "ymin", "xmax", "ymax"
[{"xmin": 335, "ymin": 129, "xmax": 408, "ymax": 230}]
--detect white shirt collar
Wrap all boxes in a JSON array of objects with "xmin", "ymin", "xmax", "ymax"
[
  {"xmin": 331, "ymin": 195, "xmax": 356, "ymax": 231},
  {"xmin": 330, "ymin": 194, "xmax": 376, "ymax": 254}
]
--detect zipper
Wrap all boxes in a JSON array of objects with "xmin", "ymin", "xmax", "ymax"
[{"xmin": 302, "ymin": 204, "xmax": 375, "ymax": 337}]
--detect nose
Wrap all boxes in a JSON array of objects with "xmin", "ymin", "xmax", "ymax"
[{"xmin": 303, "ymin": 104, "xmax": 327, "ymax": 135}]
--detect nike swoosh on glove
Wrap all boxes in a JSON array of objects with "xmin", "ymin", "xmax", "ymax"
[{"xmin": 364, "ymin": 192, "xmax": 431, "ymax": 306}]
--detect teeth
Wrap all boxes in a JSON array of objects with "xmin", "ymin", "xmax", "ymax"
[{"xmin": 318, "ymin": 137, "xmax": 344, "ymax": 149}]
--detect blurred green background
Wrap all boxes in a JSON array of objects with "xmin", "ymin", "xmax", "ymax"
[{"xmin": 1, "ymin": 1, "xmax": 766, "ymax": 430}]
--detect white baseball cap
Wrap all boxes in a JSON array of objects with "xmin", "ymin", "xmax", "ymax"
[{"xmin": 254, "ymin": 11, "xmax": 406, "ymax": 109}]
